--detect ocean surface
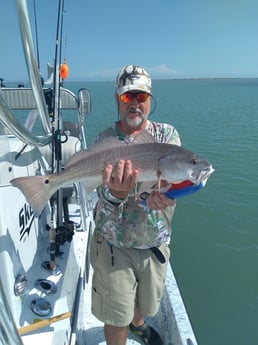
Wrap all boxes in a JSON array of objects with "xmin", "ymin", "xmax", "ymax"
[{"xmin": 24, "ymin": 78, "xmax": 258, "ymax": 345}]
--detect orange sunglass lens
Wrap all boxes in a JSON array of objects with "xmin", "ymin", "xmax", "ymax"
[
  {"xmin": 120, "ymin": 92, "xmax": 149, "ymax": 103},
  {"xmin": 120, "ymin": 93, "xmax": 133, "ymax": 102}
]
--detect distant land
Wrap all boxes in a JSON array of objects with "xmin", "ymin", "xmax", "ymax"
[{"xmin": 1, "ymin": 77, "xmax": 258, "ymax": 86}]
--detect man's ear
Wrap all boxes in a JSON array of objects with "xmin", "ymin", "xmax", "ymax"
[{"xmin": 115, "ymin": 93, "xmax": 119, "ymax": 107}]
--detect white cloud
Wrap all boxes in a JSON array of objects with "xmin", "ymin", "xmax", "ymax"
[
  {"xmin": 77, "ymin": 64, "xmax": 184, "ymax": 81},
  {"xmin": 147, "ymin": 64, "xmax": 183, "ymax": 78}
]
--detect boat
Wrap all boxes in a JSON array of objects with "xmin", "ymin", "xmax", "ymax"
[{"xmin": 0, "ymin": 1, "xmax": 198, "ymax": 344}]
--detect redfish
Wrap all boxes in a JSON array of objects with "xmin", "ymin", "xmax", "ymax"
[{"xmin": 10, "ymin": 131, "xmax": 214, "ymax": 216}]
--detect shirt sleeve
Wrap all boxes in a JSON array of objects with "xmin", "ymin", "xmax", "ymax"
[
  {"xmin": 147, "ymin": 121, "xmax": 181, "ymax": 146},
  {"xmin": 169, "ymin": 127, "xmax": 181, "ymax": 146}
]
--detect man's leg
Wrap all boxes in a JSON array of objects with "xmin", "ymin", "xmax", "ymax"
[
  {"xmin": 131, "ymin": 306, "xmax": 145, "ymax": 327},
  {"xmin": 104, "ymin": 324, "xmax": 129, "ymax": 345}
]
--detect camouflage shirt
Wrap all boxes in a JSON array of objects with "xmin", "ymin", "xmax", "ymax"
[{"xmin": 94, "ymin": 120, "xmax": 181, "ymax": 249}]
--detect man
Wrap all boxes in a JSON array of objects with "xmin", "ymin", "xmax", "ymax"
[{"xmin": 90, "ymin": 65, "xmax": 181, "ymax": 345}]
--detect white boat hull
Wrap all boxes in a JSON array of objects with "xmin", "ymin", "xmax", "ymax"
[{"xmin": 0, "ymin": 134, "xmax": 198, "ymax": 345}]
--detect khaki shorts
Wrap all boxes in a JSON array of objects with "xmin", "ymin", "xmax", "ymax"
[{"xmin": 90, "ymin": 231, "xmax": 170, "ymax": 327}]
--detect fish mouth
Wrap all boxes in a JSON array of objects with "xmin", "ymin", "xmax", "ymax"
[{"xmin": 192, "ymin": 167, "xmax": 215, "ymax": 184}]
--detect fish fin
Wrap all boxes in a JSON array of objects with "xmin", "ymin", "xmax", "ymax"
[
  {"xmin": 134, "ymin": 183, "xmax": 139, "ymax": 201},
  {"xmin": 10, "ymin": 175, "xmax": 53, "ymax": 216},
  {"xmin": 64, "ymin": 149, "xmax": 88, "ymax": 169},
  {"xmin": 83, "ymin": 176, "xmax": 102, "ymax": 194},
  {"xmin": 65, "ymin": 132, "xmax": 156, "ymax": 169},
  {"xmin": 64, "ymin": 137, "xmax": 127, "ymax": 169},
  {"xmin": 157, "ymin": 171, "xmax": 161, "ymax": 194}
]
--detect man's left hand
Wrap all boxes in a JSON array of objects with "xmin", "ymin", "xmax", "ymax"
[{"xmin": 146, "ymin": 191, "xmax": 176, "ymax": 210}]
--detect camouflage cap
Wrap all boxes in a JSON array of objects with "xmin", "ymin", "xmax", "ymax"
[{"xmin": 115, "ymin": 65, "xmax": 152, "ymax": 96}]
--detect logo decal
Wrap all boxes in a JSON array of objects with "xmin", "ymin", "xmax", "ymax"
[{"xmin": 19, "ymin": 204, "xmax": 34, "ymax": 241}]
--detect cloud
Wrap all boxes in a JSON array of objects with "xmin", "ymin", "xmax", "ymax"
[
  {"xmin": 76, "ymin": 64, "xmax": 184, "ymax": 81},
  {"xmin": 96, "ymin": 64, "xmax": 183, "ymax": 80},
  {"xmin": 147, "ymin": 64, "xmax": 182, "ymax": 78}
]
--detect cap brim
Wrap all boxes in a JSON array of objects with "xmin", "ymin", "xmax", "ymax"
[{"xmin": 117, "ymin": 85, "xmax": 152, "ymax": 96}]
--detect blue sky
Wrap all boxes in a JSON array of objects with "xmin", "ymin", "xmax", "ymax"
[{"xmin": 1, "ymin": 0, "xmax": 258, "ymax": 82}]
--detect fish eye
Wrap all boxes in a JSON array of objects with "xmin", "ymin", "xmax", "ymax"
[{"xmin": 191, "ymin": 159, "xmax": 198, "ymax": 165}]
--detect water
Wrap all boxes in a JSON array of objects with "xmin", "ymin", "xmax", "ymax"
[{"xmin": 20, "ymin": 79, "xmax": 258, "ymax": 344}]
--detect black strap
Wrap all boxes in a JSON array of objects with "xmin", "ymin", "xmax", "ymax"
[{"xmin": 150, "ymin": 247, "xmax": 166, "ymax": 264}]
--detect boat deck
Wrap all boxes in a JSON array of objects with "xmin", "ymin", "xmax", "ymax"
[
  {"xmin": 76, "ymin": 268, "xmax": 152, "ymax": 345},
  {"xmin": 70, "ymin": 203, "xmax": 197, "ymax": 345},
  {"xmin": 75, "ymin": 265, "xmax": 197, "ymax": 345}
]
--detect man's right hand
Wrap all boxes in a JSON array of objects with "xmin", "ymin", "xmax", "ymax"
[{"xmin": 102, "ymin": 160, "xmax": 139, "ymax": 199}]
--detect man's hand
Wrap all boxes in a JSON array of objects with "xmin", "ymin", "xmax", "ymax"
[
  {"xmin": 147, "ymin": 191, "xmax": 176, "ymax": 210},
  {"xmin": 102, "ymin": 160, "xmax": 139, "ymax": 199}
]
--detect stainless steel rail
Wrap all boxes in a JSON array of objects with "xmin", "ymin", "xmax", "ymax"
[
  {"xmin": 0, "ymin": 0, "xmax": 53, "ymax": 146},
  {"xmin": 0, "ymin": 94, "xmax": 51, "ymax": 146},
  {"xmin": 16, "ymin": 0, "xmax": 51, "ymax": 136},
  {"xmin": 0, "ymin": 278, "xmax": 24, "ymax": 345}
]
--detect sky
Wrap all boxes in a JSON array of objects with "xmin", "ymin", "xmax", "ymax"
[{"xmin": 1, "ymin": 0, "xmax": 258, "ymax": 82}]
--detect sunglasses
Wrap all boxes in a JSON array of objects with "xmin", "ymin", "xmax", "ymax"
[{"xmin": 120, "ymin": 92, "xmax": 150, "ymax": 103}]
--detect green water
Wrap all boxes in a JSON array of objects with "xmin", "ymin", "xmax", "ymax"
[{"xmin": 24, "ymin": 78, "xmax": 258, "ymax": 344}]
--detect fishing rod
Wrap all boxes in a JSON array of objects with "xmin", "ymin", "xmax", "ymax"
[
  {"xmin": 32, "ymin": 0, "xmax": 70, "ymax": 271},
  {"xmin": 49, "ymin": 0, "xmax": 68, "ymax": 270}
]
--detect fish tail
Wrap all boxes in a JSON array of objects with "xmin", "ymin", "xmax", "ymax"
[{"xmin": 10, "ymin": 175, "xmax": 55, "ymax": 216}]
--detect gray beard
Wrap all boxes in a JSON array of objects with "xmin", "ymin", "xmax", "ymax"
[{"xmin": 124, "ymin": 108, "xmax": 148, "ymax": 128}]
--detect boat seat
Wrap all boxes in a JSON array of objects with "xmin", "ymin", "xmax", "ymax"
[
  {"xmin": 39, "ymin": 135, "xmax": 81, "ymax": 167},
  {"xmin": 0, "ymin": 87, "xmax": 78, "ymax": 110}
]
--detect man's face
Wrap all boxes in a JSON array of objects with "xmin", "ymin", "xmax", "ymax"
[{"xmin": 117, "ymin": 91, "xmax": 151, "ymax": 129}]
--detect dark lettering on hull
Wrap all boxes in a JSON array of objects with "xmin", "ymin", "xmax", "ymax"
[{"xmin": 19, "ymin": 204, "xmax": 35, "ymax": 241}]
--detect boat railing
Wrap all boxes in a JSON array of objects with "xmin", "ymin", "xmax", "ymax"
[
  {"xmin": 16, "ymin": 0, "xmax": 51, "ymax": 136},
  {"xmin": 0, "ymin": 0, "xmax": 50, "ymax": 146},
  {"xmin": 0, "ymin": 92, "xmax": 51, "ymax": 146},
  {"xmin": 0, "ymin": 278, "xmax": 24, "ymax": 345},
  {"xmin": 0, "ymin": 0, "xmax": 91, "ymax": 149},
  {"xmin": 0, "ymin": 87, "xmax": 91, "ymax": 148},
  {"xmin": 0, "ymin": 87, "xmax": 80, "ymax": 111}
]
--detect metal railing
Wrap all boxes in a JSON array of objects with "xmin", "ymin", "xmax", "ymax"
[
  {"xmin": 16, "ymin": 0, "xmax": 51, "ymax": 136},
  {"xmin": 0, "ymin": 0, "xmax": 52, "ymax": 147},
  {"xmin": 0, "ymin": 278, "xmax": 24, "ymax": 345}
]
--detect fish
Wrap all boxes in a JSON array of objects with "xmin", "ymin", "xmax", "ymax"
[{"xmin": 10, "ymin": 130, "xmax": 214, "ymax": 216}]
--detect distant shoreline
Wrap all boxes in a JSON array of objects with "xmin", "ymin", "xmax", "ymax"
[
  {"xmin": 68, "ymin": 77, "xmax": 258, "ymax": 83},
  {"xmin": 2, "ymin": 77, "xmax": 258, "ymax": 85}
]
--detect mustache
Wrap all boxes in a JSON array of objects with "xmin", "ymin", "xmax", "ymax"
[{"xmin": 128, "ymin": 107, "xmax": 143, "ymax": 115}]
